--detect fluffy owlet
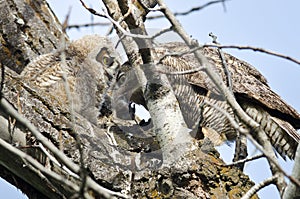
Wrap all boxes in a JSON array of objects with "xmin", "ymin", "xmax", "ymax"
[
  {"xmin": 115, "ymin": 42, "xmax": 300, "ymax": 160},
  {"xmin": 20, "ymin": 35, "xmax": 121, "ymax": 123}
]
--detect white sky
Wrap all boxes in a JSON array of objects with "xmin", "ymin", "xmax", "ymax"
[{"xmin": 2, "ymin": 1, "xmax": 299, "ymax": 198}]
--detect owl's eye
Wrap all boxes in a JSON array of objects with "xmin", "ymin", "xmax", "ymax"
[
  {"xmin": 117, "ymin": 72, "xmax": 126, "ymax": 85},
  {"xmin": 102, "ymin": 55, "xmax": 114, "ymax": 66},
  {"xmin": 96, "ymin": 47, "xmax": 114, "ymax": 66}
]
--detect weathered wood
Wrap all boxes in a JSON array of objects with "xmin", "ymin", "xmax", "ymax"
[{"xmin": 0, "ymin": 0, "xmax": 65, "ymax": 73}]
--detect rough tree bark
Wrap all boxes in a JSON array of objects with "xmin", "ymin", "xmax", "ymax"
[{"xmin": 0, "ymin": 0, "xmax": 258, "ymax": 198}]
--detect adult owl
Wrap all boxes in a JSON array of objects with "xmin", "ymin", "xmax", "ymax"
[
  {"xmin": 20, "ymin": 35, "xmax": 120, "ymax": 124},
  {"xmin": 115, "ymin": 42, "xmax": 300, "ymax": 160}
]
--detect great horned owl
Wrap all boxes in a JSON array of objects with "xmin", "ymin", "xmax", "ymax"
[
  {"xmin": 115, "ymin": 42, "xmax": 300, "ymax": 160},
  {"xmin": 21, "ymin": 35, "xmax": 120, "ymax": 123}
]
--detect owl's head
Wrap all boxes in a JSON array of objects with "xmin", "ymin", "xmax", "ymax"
[{"xmin": 71, "ymin": 35, "xmax": 121, "ymax": 81}]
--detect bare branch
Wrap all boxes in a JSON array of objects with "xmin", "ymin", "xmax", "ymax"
[
  {"xmin": 156, "ymin": 66, "xmax": 206, "ymax": 75},
  {"xmin": 79, "ymin": 0, "xmax": 106, "ymax": 18},
  {"xmin": 67, "ymin": 22, "xmax": 111, "ymax": 29},
  {"xmin": 151, "ymin": 26, "xmax": 173, "ymax": 40},
  {"xmin": 226, "ymin": 154, "xmax": 264, "ymax": 167},
  {"xmin": 203, "ymin": 100, "xmax": 247, "ymax": 134},
  {"xmin": 102, "ymin": 9, "xmax": 154, "ymax": 39},
  {"xmin": 204, "ymin": 44, "xmax": 300, "ymax": 66},
  {"xmin": 205, "ymin": 97, "xmax": 299, "ymax": 188},
  {"xmin": 0, "ymin": 64, "xmax": 4, "ymax": 98},
  {"xmin": 209, "ymin": 32, "xmax": 233, "ymax": 93},
  {"xmin": 159, "ymin": 43, "xmax": 300, "ymax": 67},
  {"xmin": 154, "ymin": 45, "xmax": 204, "ymax": 66},
  {"xmin": 80, "ymin": 0, "xmax": 155, "ymax": 39},
  {"xmin": 114, "ymin": 26, "xmax": 172, "ymax": 49},
  {"xmin": 210, "ymin": 31, "xmax": 242, "ymax": 166},
  {"xmin": 245, "ymin": 133, "xmax": 300, "ymax": 189},
  {"xmin": 147, "ymin": 0, "xmax": 230, "ymax": 20},
  {"xmin": 241, "ymin": 175, "xmax": 277, "ymax": 199}
]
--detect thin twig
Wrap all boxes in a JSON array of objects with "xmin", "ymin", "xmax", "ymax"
[
  {"xmin": 158, "ymin": 43, "xmax": 300, "ymax": 67},
  {"xmin": 209, "ymin": 32, "xmax": 233, "ymax": 93},
  {"xmin": 217, "ymin": 49, "xmax": 232, "ymax": 91},
  {"xmin": 241, "ymin": 175, "xmax": 277, "ymax": 199},
  {"xmin": 8, "ymin": 116, "xmax": 17, "ymax": 143},
  {"xmin": 147, "ymin": 0, "xmax": 230, "ymax": 19},
  {"xmin": 156, "ymin": 66, "xmax": 206, "ymax": 75},
  {"xmin": 61, "ymin": 12, "xmax": 88, "ymax": 197},
  {"xmin": 79, "ymin": 0, "xmax": 106, "ymax": 18},
  {"xmin": 226, "ymin": 154, "xmax": 264, "ymax": 167},
  {"xmin": 151, "ymin": 26, "xmax": 173, "ymax": 40},
  {"xmin": 115, "ymin": 26, "xmax": 172, "ymax": 49},
  {"xmin": 61, "ymin": 7, "xmax": 71, "ymax": 32},
  {"xmin": 37, "ymin": 143, "xmax": 78, "ymax": 177},
  {"xmin": 105, "ymin": 24, "xmax": 114, "ymax": 36},
  {"xmin": 80, "ymin": 0, "xmax": 154, "ymax": 40},
  {"xmin": 245, "ymin": 133, "xmax": 300, "ymax": 188},
  {"xmin": 0, "ymin": 64, "xmax": 4, "ymax": 98},
  {"xmin": 204, "ymin": 44, "xmax": 300, "ymax": 66},
  {"xmin": 203, "ymin": 99, "xmax": 247, "ymax": 134},
  {"xmin": 67, "ymin": 22, "xmax": 111, "ymax": 29},
  {"xmin": 155, "ymin": 45, "xmax": 203, "ymax": 65},
  {"xmin": 102, "ymin": 8, "xmax": 153, "ymax": 39}
]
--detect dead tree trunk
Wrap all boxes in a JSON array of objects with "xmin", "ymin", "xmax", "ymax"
[{"xmin": 0, "ymin": 0, "xmax": 258, "ymax": 198}]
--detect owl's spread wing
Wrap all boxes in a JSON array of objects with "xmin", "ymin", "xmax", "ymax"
[
  {"xmin": 159, "ymin": 42, "xmax": 300, "ymax": 129},
  {"xmin": 157, "ymin": 42, "xmax": 300, "ymax": 159},
  {"xmin": 203, "ymin": 47, "xmax": 300, "ymax": 129}
]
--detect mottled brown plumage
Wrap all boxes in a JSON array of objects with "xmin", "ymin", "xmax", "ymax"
[
  {"xmin": 21, "ymin": 35, "xmax": 120, "ymax": 123},
  {"xmin": 155, "ymin": 42, "xmax": 300, "ymax": 159}
]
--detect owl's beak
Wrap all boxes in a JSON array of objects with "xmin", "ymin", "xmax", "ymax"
[{"xmin": 104, "ymin": 58, "xmax": 121, "ymax": 81}]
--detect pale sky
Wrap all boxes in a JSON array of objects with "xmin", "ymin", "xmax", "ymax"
[{"xmin": 1, "ymin": 1, "xmax": 299, "ymax": 198}]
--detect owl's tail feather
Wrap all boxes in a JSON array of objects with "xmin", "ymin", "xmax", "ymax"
[{"xmin": 242, "ymin": 102, "xmax": 300, "ymax": 160}]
